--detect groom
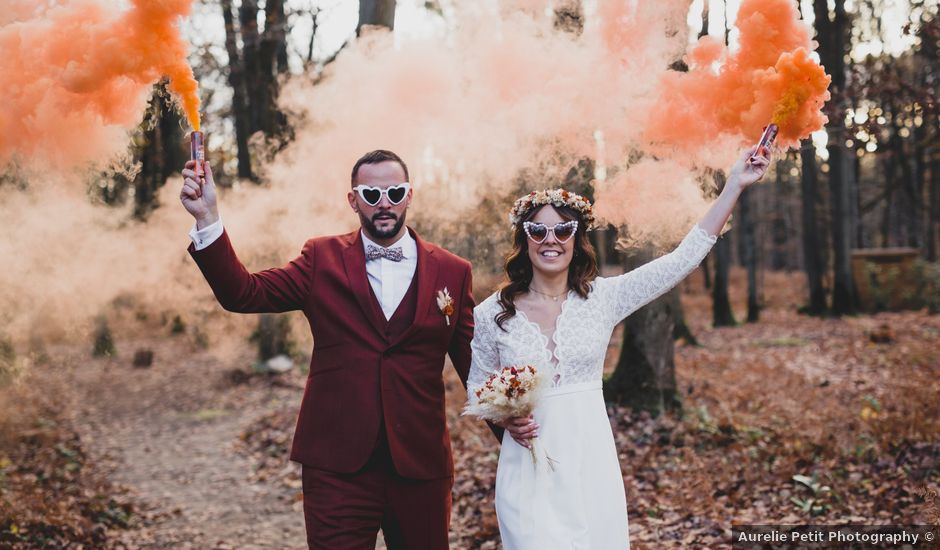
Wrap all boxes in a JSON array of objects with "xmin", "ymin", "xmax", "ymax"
[{"xmin": 180, "ymin": 150, "xmax": 481, "ymax": 549}]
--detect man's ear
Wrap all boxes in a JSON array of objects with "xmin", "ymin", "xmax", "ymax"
[{"xmin": 347, "ymin": 191, "xmax": 359, "ymax": 213}]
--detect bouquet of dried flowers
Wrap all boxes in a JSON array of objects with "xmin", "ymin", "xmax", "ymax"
[{"xmin": 463, "ymin": 365, "xmax": 555, "ymax": 469}]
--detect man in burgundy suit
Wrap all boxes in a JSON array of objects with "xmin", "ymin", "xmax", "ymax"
[{"xmin": 179, "ymin": 150, "xmax": 484, "ymax": 549}]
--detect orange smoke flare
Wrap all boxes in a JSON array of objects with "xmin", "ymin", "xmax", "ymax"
[
  {"xmin": 645, "ymin": 0, "xmax": 831, "ymax": 153},
  {"xmin": 0, "ymin": 0, "xmax": 201, "ymax": 170}
]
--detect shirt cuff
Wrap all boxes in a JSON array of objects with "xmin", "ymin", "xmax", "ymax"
[{"xmin": 189, "ymin": 219, "xmax": 223, "ymax": 250}]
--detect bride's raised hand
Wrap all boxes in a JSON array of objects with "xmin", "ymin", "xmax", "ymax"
[{"xmin": 727, "ymin": 146, "xmax": 772, "ymax": 191}]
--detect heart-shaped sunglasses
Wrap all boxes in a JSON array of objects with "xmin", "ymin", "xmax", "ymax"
[
  {"xmin": 523, "ymin": 220, "xmax": 579, "ymax": 244},
  {"xmin": 352, "ymin": 183, "xmax": 411, "ymax": 206}
]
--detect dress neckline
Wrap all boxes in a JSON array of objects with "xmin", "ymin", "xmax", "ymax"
[{"xmin": 514, "ymin": 290, "xmax": 575, "ymax": 369}]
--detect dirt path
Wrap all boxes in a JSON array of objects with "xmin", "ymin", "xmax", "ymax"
[{"xmin": 63, "ymin": 338, "xmax": 310, "ymax": 549}]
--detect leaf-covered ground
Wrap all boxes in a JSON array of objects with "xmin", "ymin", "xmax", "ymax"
[
  {"xmin": 2, "ymin": 268, "xmax": 938, "ymax": 548},
  {"xmin": 239, "ymin": 269, "xmax": 940, "ymax": 548},
  {"xmin": 0, "ymin": 381, "xmax": 134, "ymax": 548}
]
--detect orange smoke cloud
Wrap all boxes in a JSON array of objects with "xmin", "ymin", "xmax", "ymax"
[
  {"xmin": 645, "ymin": 0, "xmax": 830, "ymax": 153},
  {"xmin": 0, "ymin": 0, "xmax": 200, "ymax": 170}
]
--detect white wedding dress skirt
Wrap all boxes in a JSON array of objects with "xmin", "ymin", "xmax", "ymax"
[{"xmin": 495, "ymin": 381, "xmax": 630, "ymax": 550}]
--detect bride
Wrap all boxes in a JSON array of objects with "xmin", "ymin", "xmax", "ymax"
[{"xmin": 467, "ymin": 147, "xmax": 771, "ymax": 549}]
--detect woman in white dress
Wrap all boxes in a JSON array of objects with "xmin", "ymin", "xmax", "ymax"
[{"xmin": 467, "ymin": 147, "xmax": 771, "ymax": 549}]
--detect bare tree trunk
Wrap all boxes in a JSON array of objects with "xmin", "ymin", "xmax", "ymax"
[
  {"xmin": 815, "ymin": 0, "xmax": 858, "ymax": 315},
  {"xmin": 890, "ymin": 111, "xmax": 919, "ymax": 247},
  {"xmin": 221, "ymin": 0, "xmax": 254, "ymax": 180},
  {"xmin": 275, "ymin": 1, "xmax": 289, "ymax": 75},
  {"xmin": 358, "ymin": 0, "xmax": 396, "ymax": 33},
  {"xmin": 711, "ymin": 170, "xmax": 736, "ymax": 326},
  {"xmin": 881, "ymin": 143, "xmax": 896, "ymax": 247},
  {"xmin": 254, "ymin": 314, "xmax": 293, "ymax": 361},
  {"xmin": 739, "ymin": 187, "xmax": 760, "ymax": 321},
  {"xmin": 929, "ymin": 123, "xmax": 940, "ymax": 261},
  {"xmin": 671, "ymin": 286, "xmax": 698, "ymax": 346},
  {"xmin": 604, "ymin": 248, "xmax": 681, "ymax": 413},
  {"xmin": 712, "ymin": 235, "xmax": 736, "ymax": 326},
  {"xmin": 911, "ymin": 119, "xmax": 927, "ymax": 249},
  {"xmin": 769, "ymin": 159, "xmax": 790, "ymax": 270},
  {"xmin": 307, "ymin": 8, "xmax": 320, "ymax": 66},
  {"xmin": 800, "ymin": 138, "xmax": 827, "ymax": 313},
  {"xmin": 134, "ymin": 83, "xmax": 183, "ymax": 220},
  {"xmin": 699, "ymin": 0, "xmax": 709, "ymax": 39},
  {"xmin": 239, "ymin": 0, "xmax": 261, "ymax": 134},
  {"xmin": 702, "ymin": 254, "xmax": 712, "ymax": 289},
  {"xmin": 258, "ymin": 0, "xmax": 288, "ymax": 137}
]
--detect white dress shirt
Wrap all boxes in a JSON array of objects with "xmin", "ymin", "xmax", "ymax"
[
  {"xmin": 189, "ymin": 221, "xmax": 417, "ymax": 320},
  {"xmin": 190, "ymin": 219, "xmax": 224, "ymax": 251},
  {"xmin": 360, "ymin": 230, "xmax": 418, "ymax": 320}
]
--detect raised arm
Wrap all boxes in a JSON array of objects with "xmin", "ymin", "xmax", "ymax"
[
  {"xmin": 189, "ymin": 231, "xmax": 314, "ymax": 313},
  {"xmin": 600, "ymin": 146, "xmax": 771, "ymax": 323},
  {"xmin": 600, "ymin": 225, "xmax": 716, "ymax": 323},
  {"xmin": 697, "ymin": 146, "xmax": 771, "ymax": 236},
  {"xmin": 181, "ymin": 160, "xmax": 313, "ymax": 313}
]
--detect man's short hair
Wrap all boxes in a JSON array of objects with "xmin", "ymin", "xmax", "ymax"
[{"xmin": 351, "ymin": 150, "xmax": 410, "ymax": 185}]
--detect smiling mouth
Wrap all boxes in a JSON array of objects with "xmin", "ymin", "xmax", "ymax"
[{"xmin": 540, "ymin": 250, "xmax": 562, "ymax": 258}]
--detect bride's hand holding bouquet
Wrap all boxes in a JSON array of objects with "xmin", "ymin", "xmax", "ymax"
[{"xmin": 463, "ymin": 365, "xmax": 555, "ymax": 469}]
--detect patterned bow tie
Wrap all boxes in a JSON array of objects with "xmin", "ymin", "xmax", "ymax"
[{"xmin": 366, "ymin": 244, "xmax": 404, "ymax": 262}]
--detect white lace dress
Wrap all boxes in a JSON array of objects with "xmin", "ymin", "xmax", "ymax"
[{"xmin": 468, "ymin": 226, "xmax": 717, "ymax": 550}]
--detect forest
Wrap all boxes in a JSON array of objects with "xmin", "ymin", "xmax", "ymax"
[{"xmin": 0, "ymin": 0, "xmax": 938, "ymax": 548}]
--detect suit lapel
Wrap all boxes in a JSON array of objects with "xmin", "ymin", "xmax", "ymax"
[
  {"xmin": 342, "ymin": 231, "xmax": 387, "ymax": 339},
  {"xmin": 391, "ymin": 229, "xmax": 439, "ymax": 347}
]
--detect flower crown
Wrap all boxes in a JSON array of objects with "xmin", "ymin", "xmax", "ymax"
[{"xmin": 509, "ymin": 189, "xmax": 596, "ymax": 230}]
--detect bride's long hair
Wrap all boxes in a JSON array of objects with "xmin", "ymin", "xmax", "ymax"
[{"xmin": 495, "ymin": 204, "xmax": 598, "ymax": 330}]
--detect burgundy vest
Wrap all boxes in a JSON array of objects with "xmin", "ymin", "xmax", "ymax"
[
  {"xmin": 366, "ymin": 269, "xmax": 420, "ymax": 342},
  {"xmin": 364, "ymin": 268, "xmax": 420, "ymax": 467}
]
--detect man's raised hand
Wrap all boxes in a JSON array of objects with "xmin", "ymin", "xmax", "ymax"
[{"xmin": 180, "ymin": 160, "xmax": 220, "ymax": 229}]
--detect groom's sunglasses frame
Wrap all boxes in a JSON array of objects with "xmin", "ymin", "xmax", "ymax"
[{"xmin": 353, "ymin": 183, "xmax": 411, "ymax": 207}]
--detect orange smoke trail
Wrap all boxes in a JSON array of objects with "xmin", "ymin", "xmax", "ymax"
[
  {"xmin": 645, "ymin": 0, "xmax": 831, "ymax": 153},
  {"xmin": 0, "ymin": 0, "xmax": 200, "ymax": 170}
]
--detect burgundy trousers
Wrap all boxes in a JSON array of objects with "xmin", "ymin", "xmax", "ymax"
[{"xmin": 301, "ymin": 438, "xmax": 453, "ymax": 550}]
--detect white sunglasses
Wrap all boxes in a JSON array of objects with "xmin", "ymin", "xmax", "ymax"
[
  {"xmin": 352, "ymin": 183, "xmax": 411, "ymax": 206},
  {"xmin": 523, "ymin": 220, "xmax": 579, "ymax": 243}
]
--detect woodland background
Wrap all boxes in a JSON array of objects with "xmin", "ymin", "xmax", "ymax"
[{"xmin": 1, "ymin": 0, "xmax": 938, "ymax": 548}]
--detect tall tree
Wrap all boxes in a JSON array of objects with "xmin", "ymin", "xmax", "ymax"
[
  {"xmin": 221, "ymin": 0, "xmax": 254, "ymax": 180},
  {"xmin": 815, "ymin": 0, "xmax": 858, "ymax": 315},
  {"xmin": 739, "ymin": 186, "xmax": 760, "ymax": 321},
  {"xmin": 239, "ymin": 0, "xmax": 262, "ymax": 134},
  {"xmin": 800, "ymin": 138, "xmax": 828, "ymax": 313},
  {"xmin": 604, "ymin": 248, "xmax": 682, "ymax": 413},
  {"xmin": 710, "ymin": 0, "xmax": 736, "ymax": 326},
  {"xmin": 358, "ymin": 0, "xmax": 396, "ymax": 33},
  {"xmin": 258, "ymin": 0, "xmax": 289, "ymax": 137},
  {"xmin": 134, "ymin": 82, "xmax": 185, "ymax": 220},
  {"xmin": 931, "ymin": 114, "xmax": 940, "ymax": 261},
  {"xmin": 711, "ymin": 171, "xmax": 737, "ymax": 326}
]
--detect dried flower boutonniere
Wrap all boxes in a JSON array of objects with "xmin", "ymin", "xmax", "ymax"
[{"xmin": 436, "ymin": 288, "xmax": 454, "ymax": 326}]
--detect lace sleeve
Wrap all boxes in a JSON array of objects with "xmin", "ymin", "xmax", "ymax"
[
  {"xmin": 467, "ymin": 302, "xmax": 500, "ymax": 404},
  {"xmin": 598, "ymin": 225, "xmax": 717, "ymax": 324}
]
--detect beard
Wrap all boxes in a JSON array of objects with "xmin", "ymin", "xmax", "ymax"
[{"xmin": 360, "ymin": 209, "xmax": 406, "ymax": 241}]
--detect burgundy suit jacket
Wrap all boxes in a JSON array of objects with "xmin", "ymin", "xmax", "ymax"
[{"xmin": 189, "ymin": 227, "xmax": 475, "ymax": 480}]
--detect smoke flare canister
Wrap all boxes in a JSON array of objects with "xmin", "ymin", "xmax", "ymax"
[
  {"xmin": 749, "ymin": 123, "xmax": 778, "ymax": 163},
  {"xmin": 190, "ymin": 131, "xmax": 205, "ymax": 178}
]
